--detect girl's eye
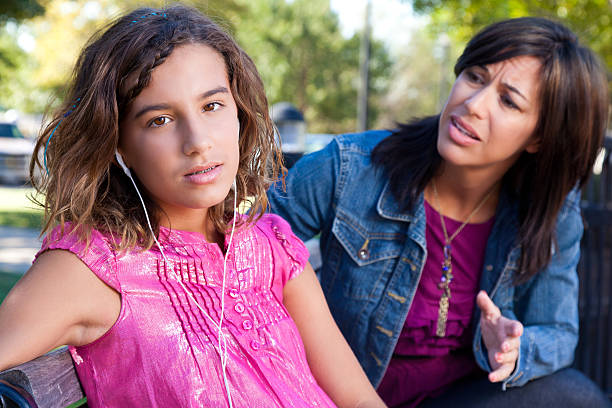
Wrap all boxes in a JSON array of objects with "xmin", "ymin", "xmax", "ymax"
[
  {"xmin": 501, "ymin": 94, "xmax": 520, "ymax": 110},
  {"xmin": 149, "ymin": 116, "xmax": 170, "ymax": 128},
  {"xmin": 203, "ymin": 102, "xmax": 221, "ymax": 112}
]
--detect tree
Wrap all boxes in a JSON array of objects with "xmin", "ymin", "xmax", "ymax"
[
  {"xmin": 411, "ymin": 0, "xmax": 612, "ymax": 79},
  {"xmin": 0, "ymin": 0, "xmax": 45, "ymax": 112},
  {"xmin": 234, "ymin": 0, "xmax": 392, "ymax": 133},
  {"xmin": 2, "ymin": 0, "xmax": 244, "ymax": 113},
  {"xmin": 375, "ymin": 29, "xmax": 452, "ymax": 128},
  {"xmin": 0, "ymin": 0, "xmax": 44, "ymax": 21}
]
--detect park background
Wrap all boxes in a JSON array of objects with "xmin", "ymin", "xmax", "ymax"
[{"xmin": 0, "ymin": 0, "xmax": 610, "ymax": 400}]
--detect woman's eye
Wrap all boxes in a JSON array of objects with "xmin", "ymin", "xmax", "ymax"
[
  {"xmin": 149, "ymin": 117, "xmax": 170, "ymax": 127},
  {"xmin": 501, "ymin": 94, "xmax": 519, "ymax": 110},
  {"xmin": 203, "ymin": 102, "xmax": 221, "ymax": 112},
  {"xmin": 466, "ymin": 70, "xmax": 483, "ymax": 83}
]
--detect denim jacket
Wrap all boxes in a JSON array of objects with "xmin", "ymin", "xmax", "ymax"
[{"xmin": 268, "ymin": 130, "xmax": 581, "ymax": 389}]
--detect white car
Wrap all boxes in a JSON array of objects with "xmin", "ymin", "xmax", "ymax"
[{"xmin": 0, "ymin": 122, "xmax": 34, "ymax": 185}]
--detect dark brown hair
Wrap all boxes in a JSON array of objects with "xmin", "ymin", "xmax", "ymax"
[
  {"xmin": 373, "ymin": 17, "xmax": 609, "ymax": 283},
  {"xmin": 31, "ymin": 5, "xmax": 282, "ymax": 249}
]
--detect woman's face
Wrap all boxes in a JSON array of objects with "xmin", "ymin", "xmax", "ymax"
[
  {"xmin": 119, "ymin": 43, "xmax": 240, "ymax": 229},
  {"xmin": 437, "ymin": 55, "xmax": 542, "ymax": 175}
]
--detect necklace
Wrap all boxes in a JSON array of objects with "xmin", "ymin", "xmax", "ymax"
[{"xmin": 431, "ymin": 180, "xmax": 494, "ymax": 337}]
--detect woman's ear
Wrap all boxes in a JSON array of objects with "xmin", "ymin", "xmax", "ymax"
[{"xmin": 525, "ymin": 138, "xmax": 541, "ymax": 154}]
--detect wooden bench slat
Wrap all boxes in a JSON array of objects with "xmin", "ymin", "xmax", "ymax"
[{"xmin": 0, "ymin": 347, "xmax": 84, "ymax": 408}]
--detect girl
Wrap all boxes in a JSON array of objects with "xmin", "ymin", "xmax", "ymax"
[
  {"xmin": 0, "ymin": 5, "xmax": 385, "ymax": 408},
  {"xmin": 268, "ymin": 17, "xmax": 610, "ymax": 407}
]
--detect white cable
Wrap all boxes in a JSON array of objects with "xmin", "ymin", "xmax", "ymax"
[
  {"xmin": 218, "ymin": 180, "xmax": 237, "ymax": 407},
  {"xmin": 117, "ymin": 152, "xmax": 235, "ymax": 407}
]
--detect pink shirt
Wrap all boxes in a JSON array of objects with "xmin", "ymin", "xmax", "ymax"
[
  {"xmin": 37, "ymin": 214, "xmax": 335, "ymax": 408},
  {"xmin": 378, "ymin": 201, "xmax": 495, "ymax": 407}
]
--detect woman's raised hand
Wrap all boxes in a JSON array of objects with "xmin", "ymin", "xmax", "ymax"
[{"xmin": 476, "ymin": 291, "xmax": 523, "ymax": 383}]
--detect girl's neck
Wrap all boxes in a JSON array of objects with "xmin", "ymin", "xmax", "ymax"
[
  {"xmin": 425, "ymin": 162, "xmax": 503, "ymax": 223},
  {"xmin": 159, "ymin": 208, "xmax": 223, "ymax": 247}
]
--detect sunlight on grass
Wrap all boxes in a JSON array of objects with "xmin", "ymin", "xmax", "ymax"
[
  {"xmin": 0, "ymin": 187, "xmax": 44, "ymax": 228},
  {"xmin": 0, "ymin": 186, "xmax": 42, "ymax": 211}
]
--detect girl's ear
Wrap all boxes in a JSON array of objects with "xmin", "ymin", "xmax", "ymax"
[
  {"xmin": 525, "ymin": 138, "xmax": 541, "ymax": 154},
  {"xmin": 115, "ymin": 149, "xmax": 131, "ymax": 176}
]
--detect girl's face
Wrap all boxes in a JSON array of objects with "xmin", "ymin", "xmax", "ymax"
[
  {"xmin": 437, "ymin": 55, "xmax": 542, "ymax": 175},
  {"xmin": 119, "ymin": 44, "xmax": 240, "ymax": 229}
]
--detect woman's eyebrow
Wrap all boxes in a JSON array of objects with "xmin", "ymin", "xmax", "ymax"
[{"xmin": 502, "ymin": 82, "xmax": 527, "ymax": 101}]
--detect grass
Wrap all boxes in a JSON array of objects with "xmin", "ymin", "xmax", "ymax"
[
  {"xmin": 0, "ymin": 271, "xmax": 21, "ymax": 302},
  {"xmin": 0, "ymin": 186, "xmax": 44, "ymax": 229}
]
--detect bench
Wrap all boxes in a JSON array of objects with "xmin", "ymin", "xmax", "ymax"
[
  {"xmin": 2, "ymin": 135, "xmax": 611, "ymax": 407},
  {"xmin": 0, "ymin": 347, "xmax": 85, "ymax": 408}
]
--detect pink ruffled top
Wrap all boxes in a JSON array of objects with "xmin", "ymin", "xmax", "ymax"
[{"xmin": 36, "ymin": 214, "xmax": 335, "ymax": 408}]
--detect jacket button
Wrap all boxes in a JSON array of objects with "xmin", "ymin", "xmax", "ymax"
[
  {"xmin": 228, "ymin": 288, "xmax": 239, "ymax": 298},
  {"xmin": 234, "ymin": 303, "xmax": 245, "ymax": 313},
  {"xmin": 242, "ymin": 320, "xmax": 253, "ymax": 330},
  {"xmin": 358, "ymin": 248, "xmax": 369, "ymax": 260},
  {"xmin": 250, "ymin": 340, "xmax": 260, "ymax": 350}
]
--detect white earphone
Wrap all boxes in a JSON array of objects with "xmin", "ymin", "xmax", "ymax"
[
  {"xmin": 114, "ymin": 149, "xmax": 237, "ymax": 407},
  {"xmin": 115, "ymin": 151, "xmax": 131, "ymax": 177}
]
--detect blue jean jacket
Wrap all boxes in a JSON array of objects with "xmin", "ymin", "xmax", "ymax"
[{"xmin": 268, "ymin": 130, "xmax": 581, "ymax": 389}]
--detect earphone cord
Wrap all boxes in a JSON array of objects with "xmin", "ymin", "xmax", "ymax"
[
  {"xmin": 218, "ymin": 182, "xmax": 237, "ymax": 407},
  {"xmin": 124, "ymin": 169, "xmax": 235, "ymax": 408}
]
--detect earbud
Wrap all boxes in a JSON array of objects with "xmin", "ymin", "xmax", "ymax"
[{"xmin": 115, "ymin": 150, "xmax": 131, "ymax": 177}]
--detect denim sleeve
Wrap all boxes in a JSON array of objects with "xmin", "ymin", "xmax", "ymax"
[
  {"xmin": 476, "ymin": 190, "xmax": 582, "ymax": 389},
  {"xmin": 267, "ymin": 139, "xmax": 341, "ymax": 243}
]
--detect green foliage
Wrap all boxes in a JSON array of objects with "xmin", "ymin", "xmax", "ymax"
[
  {"xmin": 0, "ymin": 0, "xmax": 44, "ymax": 21},
  {"xmin": 412, "ymin": 0, "xmax": 612, "ymax": 76},
  {"xmin": 0, "ymin": 25, "xmax": 30, "ymax": 111},
  {"xmin": 2, "ymin": 0, "xmax": 392, "ymax": 132},
  {"xmin": 376, "ymin": 28, "xmax": 453, "ymax": 127},
  {"xmin": 234, "ymin": 0, "xmax": 392, "ymax": 133}
]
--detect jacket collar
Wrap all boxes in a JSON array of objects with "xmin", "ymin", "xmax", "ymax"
[{"xmin": 376, "ymin": 180, "xmax": 416, "ymax": 222}]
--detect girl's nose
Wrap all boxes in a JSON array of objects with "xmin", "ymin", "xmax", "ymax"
[{"xmin": 182, "ymin": 119, "xmax": 212, "ymax": 156}]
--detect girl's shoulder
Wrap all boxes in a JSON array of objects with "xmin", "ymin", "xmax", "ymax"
[
  {"xmin": 253, "ymin": 214, "xmax": 309, "ymax": 282},
  {"xmin": 36, "ymin": 223, "xmax": 119, "ymax": 291}
]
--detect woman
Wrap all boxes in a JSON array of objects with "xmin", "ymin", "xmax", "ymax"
[{"xmin": 268, "ymin": 17, "xmax": 610, "ymax": 407}]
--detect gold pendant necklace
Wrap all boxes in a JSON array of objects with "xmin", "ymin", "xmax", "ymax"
[{"xmin": 432, "ymin": 180, "xmax": 494, "ymax": 337}]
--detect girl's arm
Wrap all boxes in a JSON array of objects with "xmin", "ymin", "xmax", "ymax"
[
  {"xmin": 283, "ymin": 262, "xmax": 386, "ymax": 408},
  {"xmin": 0, "ymin": 250, "xmax": 120, "ymax": 371}
]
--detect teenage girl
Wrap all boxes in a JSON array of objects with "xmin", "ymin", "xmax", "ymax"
[{"xmin": 0, "ymin": 5, "xmax": 386, "ymax": 408}]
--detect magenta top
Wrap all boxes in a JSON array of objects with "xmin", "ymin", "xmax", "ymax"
[
  {"xmin": 378, "ymin": 201, "xmax": 495, "ymax": 407},
  {"xmin": 36, "ymin": 214, "xmax": 335, "ymax": 408}
]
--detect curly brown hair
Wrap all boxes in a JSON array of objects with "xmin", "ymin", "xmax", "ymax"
[{"xmin": 31, "ymin": 5, "xmax": 283, "ymax": 249}]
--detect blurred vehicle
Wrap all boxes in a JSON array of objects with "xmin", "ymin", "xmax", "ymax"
[{"xmin": 0, "ymin": 121, "xmax": 34, "ymax": 185}]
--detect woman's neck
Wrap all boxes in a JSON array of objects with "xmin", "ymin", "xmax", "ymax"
[{"xmin": 425, "ymin": 162, "xmax": 503, "ymax": 223}]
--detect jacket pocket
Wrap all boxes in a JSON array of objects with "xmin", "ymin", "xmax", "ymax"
[{"xmin": 330, "ymin": 208, "xmax": 404, "ymax": 300}]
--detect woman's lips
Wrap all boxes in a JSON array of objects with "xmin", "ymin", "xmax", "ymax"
[{"xmin": 448, "ymin": 115, "xmax": 480, "ymax": 146}]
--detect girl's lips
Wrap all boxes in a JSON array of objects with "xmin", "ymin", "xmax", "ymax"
[{"xmin": 184, "ymin": 164, "xmax": 223, "ymax": 184}]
